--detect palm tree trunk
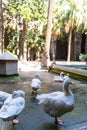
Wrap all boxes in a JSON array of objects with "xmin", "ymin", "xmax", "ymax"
[
  {"xmin": 67, "ymin": 26, "xmax": 72, "ymax": 62},
  {"xmin": 41, "ymin": 0, "xmax": 54, "ymax": 68},
  {"xmin": 0, "ymin": 0, "xmax": 3, "ymax": 54},
  {"xmin": 18, "ymin": 19, "xmax": 27, "ymax": 61}
]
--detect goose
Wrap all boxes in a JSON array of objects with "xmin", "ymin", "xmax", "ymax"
[
  {"xmin": 54, "ymin": 72, "xmax": 64, "ymax": 82},
  {"xmin": 36, "ymin": 78, "xmax": 74, "ymax": 125},
  {"xmin": 0, "ymin": 91, "xmax": 11, "ymax": 108},
  {"xmin": 64, "ymin": 73, "xmax": 70, "ymax": 80},
  {"xmin": 0, "ymin": 90, "xmax": 25, "ymax": 125},
  {"xmin": 31, "ymin": 73, "xmax": 41, "ymax": 94}
]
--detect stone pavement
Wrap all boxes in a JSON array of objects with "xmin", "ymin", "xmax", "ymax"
[{"xmin": 0, "ymin": 61, "xmax": 87, "ymax": 130}]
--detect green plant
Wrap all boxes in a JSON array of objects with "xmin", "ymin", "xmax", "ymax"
[{"xmin": 79, "ymin": 54, "xmax": 87, "ymax": 61}]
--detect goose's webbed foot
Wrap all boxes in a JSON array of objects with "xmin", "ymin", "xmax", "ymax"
[
  {"xmin": 55, "ymin": 117, "xmax": 64, "ymax": 125},
  {"xmin": 13, "ymin": 119, "xmax": 19, "ymax": 125}
]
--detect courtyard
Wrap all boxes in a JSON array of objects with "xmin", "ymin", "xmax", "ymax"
[{"xmin": 0, "ymin": 61, "xmax": 87, "ymax": 130}]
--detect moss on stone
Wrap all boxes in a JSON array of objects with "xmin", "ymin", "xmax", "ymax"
[{"xmin": 49, "ymin": 67, "xmax": 87, "ymax": 82}]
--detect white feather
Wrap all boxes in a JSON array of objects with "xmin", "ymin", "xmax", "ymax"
[
  {"xmin": 0, "ymin": 91, "xmax": 11, "ymax": 108},
  {"xmin": 36, "ymin": 78, "xmax": 74, "ymax": 122},
  {"xmin": 0, "ymin": 90, "xmax": 25, "ymax": 121}
]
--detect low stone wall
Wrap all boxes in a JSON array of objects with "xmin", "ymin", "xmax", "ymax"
[{"xmin": 49, "ymin": 63, "xmax": 87, "ymax": 82}]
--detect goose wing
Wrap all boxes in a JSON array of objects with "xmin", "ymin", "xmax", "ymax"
[
  {"xmin": 0, "ymin": 91, "xmax": 11, "ymax": 108},
  {"xmin": 36, "ymin": 91, "xmax": 63, "ymax": 104},
  {"xmin": 0, "ymin": 91, "xmax": 10, "ymax": 101},
  {"xmin": 0, "ymin": 97, "xmax": 25, "ymax": 120}
]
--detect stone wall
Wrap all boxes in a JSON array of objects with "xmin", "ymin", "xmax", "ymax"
[{"xmin": 52, "ymin": 33, "xmax": 86, "ymax": 61}]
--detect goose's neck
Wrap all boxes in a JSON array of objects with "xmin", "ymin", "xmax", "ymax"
[{"xmin": 63, "ymin": 83, "xmax": 70, "ymax": 96}]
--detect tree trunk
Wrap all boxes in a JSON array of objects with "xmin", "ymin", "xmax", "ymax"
[
  {"xmin": 67, "ymin": 26, "xmax": 72, "ymax": 62},
  {"xmin": 19, "ymin": 30, "xmax": 23, "ymax": 60},
  {"xmin": 22, "ymin": 20, "xmax": 27, "ymax": 61},
  {"xmin": 0, "ymin": 0, "xmax": 3, "ymax": 54},
  {"xmin": 41, "ymin": 0, "xmax": 54, "ymax": 68},
  {"xmin": 18, "ymin": 19, "xmax": 27, "ymax": 61},
  {"xmin": 4, "ymin": 27, "xmax": 10, "ymax": 49}
]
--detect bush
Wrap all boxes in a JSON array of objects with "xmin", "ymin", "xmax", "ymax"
[{"xmin": 79, "ymin": 54, "xmax": 87, "ymax": 61}]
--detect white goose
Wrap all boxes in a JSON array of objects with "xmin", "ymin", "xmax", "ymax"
[
  {"xmin": 36, "ymin": 78, "xmax": 74, "ymax": 125},
  {"xmin": 54, "ymin": 72, "xmax": 64, "ymax": 82},
  {"xmin": 0, "ymin": 90, "xmax": 25, "ymax": 124},
  {"xmin": 0, "ymin": 91, "xmax": 11, "ymax": 108},
  {"xmin": 64, "ymin": 73, "xmax": 70, "ymax": 80},
  {"xmin": 31, "ymin": 73, "xmax": 41, "ymax": 94}
]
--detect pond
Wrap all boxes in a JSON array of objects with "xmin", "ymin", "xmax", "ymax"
[{"xmin": 0, "ymin": 71, "xmax": 87, "ymax": 130}]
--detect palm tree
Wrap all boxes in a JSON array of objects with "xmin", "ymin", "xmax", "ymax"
[
  {"xmin": 0, "ymin": 0, "xmax": 3, "ymax": 54},
  {"xmin": 63, "ymin": 0, "xmax": 87, "ymax": 61},
  {"xmin": 41, "ymin": 0, "xmax": 54, "ymax": 68},
  {"xmin": 54, "ymin": 0, "xmax": 87, "ymax": 62}
]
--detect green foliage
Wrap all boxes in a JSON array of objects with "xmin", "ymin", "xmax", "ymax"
[
  {"xmin": 26, "ymin": 23, "xmax": 44, "ymax": 56},
  {"xmin": 2, "ymin": 0, "xmax": 47, "ymax": 58},
  {"xmin": 4, "ymin": 49, "xmax": 17, "ymax": 58},
  {"xmin": 2, "ymin": 0, "xmax": 87, "ymax": 61},
  {"xmin": 79, "ymin": 54, "xmax": 87, "ymax": 61},
  {"xmin": 53, "ymin": 0, "xmax": 87, "ymax": 36},
  {"xmin": 7, "ymin": 31, "xmax": 19, "ymax": 52}
]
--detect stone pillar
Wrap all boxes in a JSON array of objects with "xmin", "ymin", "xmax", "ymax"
[
  {"xmin": 50, "ymin": 35, "xmax": 57, "ymax": 62},
  {"xmin": 74, "ymin": 33, "xmax": 82, "ymax": 61},
  {"xmin": 85, "ymin": 35, "xmax": 87, "ymax": 53},
  {"xmin": 0, "ymin": 0, "xmax": 3, "ymax": 54}
]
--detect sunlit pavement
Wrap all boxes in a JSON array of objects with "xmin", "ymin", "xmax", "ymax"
[
  {"xmin": 18, "ymin": 61, "xmax": 42, "ymax": 71},
  {"xmin": 0, "ymin": 61, "xmax": 87, "ymax": 130}
]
